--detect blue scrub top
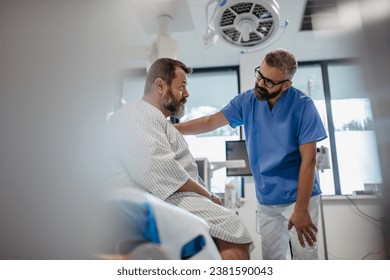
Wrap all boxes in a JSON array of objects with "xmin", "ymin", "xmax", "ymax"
[{"xmin": 221, "ymin": 87, "xmax": 327, "ymax": 205}]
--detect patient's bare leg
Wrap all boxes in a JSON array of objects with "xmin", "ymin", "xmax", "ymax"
[{"xmin": 213, "ymin": 238, "xmax": 250, "ymax": 260}]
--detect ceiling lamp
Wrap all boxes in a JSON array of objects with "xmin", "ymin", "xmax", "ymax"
[{"xmin": 204, "ymin": 0, "xmax": 281, "ymax": 51}]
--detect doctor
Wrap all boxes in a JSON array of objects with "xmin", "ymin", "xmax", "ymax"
[{"xmin": 175, "ymin": 49, "xmax": 327, "ymax": 260}]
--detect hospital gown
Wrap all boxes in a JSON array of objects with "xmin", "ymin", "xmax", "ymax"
[{"xmin": 107, "ymin": 100, "xmax": 253, "ymax": 248}]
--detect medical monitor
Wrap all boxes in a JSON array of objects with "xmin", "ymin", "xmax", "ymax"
[
  {"xmin": 225, "ymin": 140, "xmax": 252, "ymax": 176},
  {"xmin": 195, "ymin": 158, "xmax": 211, "ymax": 191}
]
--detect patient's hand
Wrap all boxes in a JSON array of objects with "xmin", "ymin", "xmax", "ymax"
[{"xmin": 210, "ymin": 194, "xmax": 222, "ymax": 205}]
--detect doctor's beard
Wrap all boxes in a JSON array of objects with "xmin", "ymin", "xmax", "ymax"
[{"xmin": 254, "ymin": 84, "xmax": 282, "ymax": 101}]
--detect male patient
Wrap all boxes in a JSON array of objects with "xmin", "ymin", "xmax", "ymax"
[{"xmin": 107, "ymin": 58, "xmax": 253, "ymax": 259}]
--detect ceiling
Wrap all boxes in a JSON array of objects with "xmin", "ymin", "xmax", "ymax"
[{"xmin": 117, "ymin": 0, "xmax": 359, "ymax": 71}]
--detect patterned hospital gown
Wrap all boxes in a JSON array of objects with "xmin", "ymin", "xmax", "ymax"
[{"xmin": 107, "ymin": 100, "xmax": 254, "ymax": 247}]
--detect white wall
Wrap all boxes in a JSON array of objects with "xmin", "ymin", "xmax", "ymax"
[{"xmin": 319, "ymin": 195, "xmax": 384, "ymax": 260}]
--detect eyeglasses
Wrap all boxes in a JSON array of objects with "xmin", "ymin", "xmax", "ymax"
[{"xmin": 254, "ymin": 67, "xmax": 290, "ymax": 88}]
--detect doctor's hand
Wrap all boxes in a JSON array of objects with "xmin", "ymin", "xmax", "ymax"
[{"xmin": 288, "ymin": 210, "xmax": 318, "ymax": 248}]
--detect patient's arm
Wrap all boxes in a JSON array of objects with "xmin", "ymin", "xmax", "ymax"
[
  {"xmin": 175, "ymin": 178, "xmax": 221, "ymax": 205},
  {"xmin": 174, "ymin": 112, "xmax": 229, "ymax": 135}
]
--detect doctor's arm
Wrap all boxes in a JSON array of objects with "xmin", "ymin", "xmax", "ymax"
[
  {"xmin": 288, "ymin": 141, "xmax": 318, "ymax": 247},
  {"xmin": 174, "ymin": 112, "xmax": 229, "ymax": 135}
]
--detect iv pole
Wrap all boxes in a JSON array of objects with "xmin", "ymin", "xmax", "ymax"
[
  {"xmin": 317, "ymin": 146, "xmax": 331, "ymax": 260},
  {"xmin": 318, "ymin": 184, "xmax": 328, "ymax": 260}
]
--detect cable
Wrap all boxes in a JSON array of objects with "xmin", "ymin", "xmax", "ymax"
[
  {"xmin": 361, "ymin": 245, "xmax": 385, "ymax": 260},
  {"xmin": 345, "ymin": 195, "xmax": 382, "ymax": 222}
]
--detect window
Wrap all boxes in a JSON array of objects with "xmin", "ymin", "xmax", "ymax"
[
  {"xmin": 181, "ymin": 67, "xmax": 240, "ymax": 194},
  {"xmin": 328, "ymin": 63, "xmax": 382, "ymax": 194},
  {"xmin": 294, "ymin": 61, "xmax": 383, "ymax": 195}
]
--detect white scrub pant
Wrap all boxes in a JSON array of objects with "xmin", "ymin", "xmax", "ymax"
[{"xmin": 256, "ymin": 195, "xmax": 320, "ymax": 260}]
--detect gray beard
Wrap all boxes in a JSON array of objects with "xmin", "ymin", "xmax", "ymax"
[{"xmin": 254, "ymin": 86, "xmax": 282, "ymax": 101}]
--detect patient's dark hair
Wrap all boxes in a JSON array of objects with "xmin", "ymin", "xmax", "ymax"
[{"xmin": 144, "ymin": 58, "xmax": 192, "ymax": 94}]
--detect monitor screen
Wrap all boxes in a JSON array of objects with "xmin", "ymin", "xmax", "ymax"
[{"xmin": 225, "ymin": 140, "xmax": 252, "ymax": 176}]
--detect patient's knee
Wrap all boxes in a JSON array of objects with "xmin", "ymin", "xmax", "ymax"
[{"xmin": 213, "ymin": 238, "xmax": 250, "ymax": 260}]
